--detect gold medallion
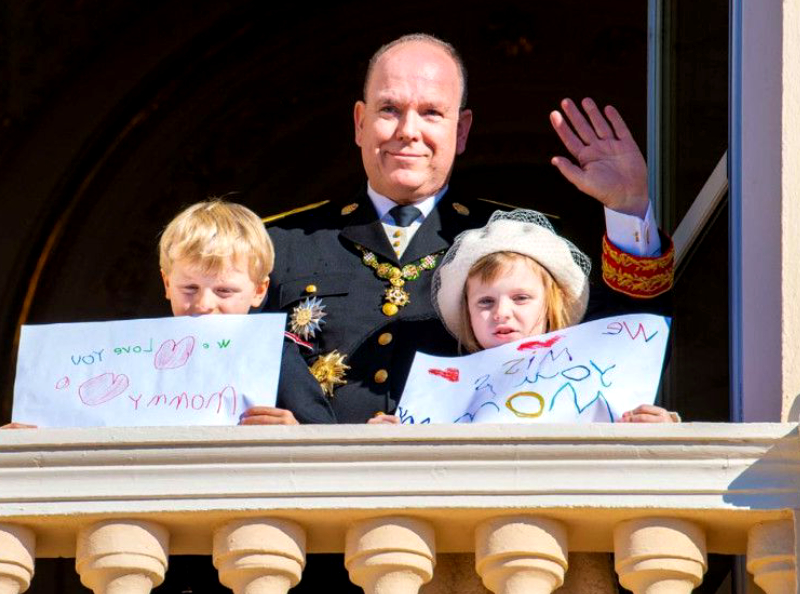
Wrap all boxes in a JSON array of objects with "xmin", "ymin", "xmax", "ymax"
[
  {"xmin": 309, "ymin": 351, "xmax": 350, "ymax": 397},
  {"xmin": 289, "ymin": 296, "xmax": 327, "ymax": 340},
  {"xmin": 385, "ymin": 286, "xmax": 410, "ymax": 307},
  {"xmin": 356, "ymin": 245, "xmax": 444, "ymax": 316}
]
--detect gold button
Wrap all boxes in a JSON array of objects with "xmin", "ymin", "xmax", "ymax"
[
  {"xmin": 393, "ymin": 230, "xmax": 402, "ymax": 238},
  {"xmin": 374, "ymin": 369, "xmax": 388, "ymax": 383},
  {"xmin": 378, "ymin": 332, "xmax": 393, "ymax": 345},
  {"xmin": 392, "ymin": 241, "xmax": 400, "ymax": 247},
  {"xmin": 305, "ymin": 284, "xmax": 317, "ymax": 293}
]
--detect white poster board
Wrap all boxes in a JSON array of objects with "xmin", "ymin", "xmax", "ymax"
[
  {"xmin": 12, "ymin": 313, "xmax": 286, "ymax": 427},
  {"xmin": 398, "ymin": 314, "xmax": 670, "ymax": 424}
]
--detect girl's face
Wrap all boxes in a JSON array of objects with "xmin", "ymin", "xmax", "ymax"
[{"xmin": 466, "ymin": 258, "xmax": 548, "ymax": 350}]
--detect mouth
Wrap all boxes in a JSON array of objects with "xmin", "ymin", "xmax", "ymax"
[
  {"xmin": 493, "ymin": 327, "xmax": 521, "ymax": 340},
  {"xmin": 386, "ymin": 151, "xmax": 425, "ymax": 160}
]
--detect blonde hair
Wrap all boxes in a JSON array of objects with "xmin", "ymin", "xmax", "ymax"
[
  {"xmin": 458, "ymin": 251, "xmax": 569, "ymax": 353},
  {"xmin": 159, "ymin": 199, "xmax": 274, "ymax": 283}
]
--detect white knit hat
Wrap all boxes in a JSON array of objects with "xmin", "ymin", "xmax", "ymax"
[{"xmin": 433, "ymin": 209, "xmax": 591, "ymax": 341}]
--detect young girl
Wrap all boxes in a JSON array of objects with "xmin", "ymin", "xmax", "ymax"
[
  {"xmin": 433, "ymin": 208, "xmax": 675, "ymax": 423},
  {"xmin": 368, "ymin": 209, "xmax": 673, "ymax": 425}
]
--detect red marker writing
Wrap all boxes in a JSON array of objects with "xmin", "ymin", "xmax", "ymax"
[
  {"xmin": 517, "ymin": 335, "xmax": 563, "ymax": 351},
  {"xmin": 428, "ymin": 367, "xmax": 460, "ymax": 382}
]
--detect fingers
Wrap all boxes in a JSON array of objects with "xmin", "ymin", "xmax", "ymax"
[
  {"xmin": 619, "ymin": 405, "xmax": 677, "ymax": 424},
  {"xmin": 560, "ymin": 98, "xmax": 597, "ymax": 145},
  {"xmin": 582, "ymin": 98, "xmax": 615, "ymax": 140},
  {"xmin": 366, "ymin": 415, "xmax": 400, "ymax": 425},
  {"xmin": 1, "ymin": 422, "xmax": 38, "ymax": 429},
  {"xmin": 239, "ymin": 407, "xmax": 299, "ymax": 426},
  {"xmin": 604, "ymin": 104, "xmax": 633, "ymax": 140},
  {"xmin": 549, "ymin": 109, "xmax": 585, "ymax": 159},
  {"xmin": 552, "ymin": 98, "xmax": 624, "ymax": 146}
]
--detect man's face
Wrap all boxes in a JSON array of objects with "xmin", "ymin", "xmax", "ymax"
[{"xmin": 354, "ymin": 42, "xmax": 473, "ymax": 204}]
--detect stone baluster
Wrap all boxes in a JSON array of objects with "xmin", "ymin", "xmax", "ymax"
[
  {"xmin": 75, "ymin": 520, "xmax": 168, "ymax": 594},
  {"xmin": 747, "ymin": 519, "xmax": 796, "ymax": 594},
  {"xmin": 614, "ymin": 518, "xmax": 706, "ymax": 594},
  {"xmin": 213, "ymin": 519, "xmax": 306, "ymax": 594},
  {"xmin": 474, "ymin": 516, "xmax": 568, "ymax": 594},
  {"xmin": 345, "ymin": 517, "xmax": 435, "ymax": 594},
  {"xmin": 0, "ymin": 524, "xmax": 35, "ymax": 594}
]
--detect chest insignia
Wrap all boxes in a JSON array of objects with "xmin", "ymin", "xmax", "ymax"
[
  {"xmin": 356, "ymin": 245, "xmax": 444, "ymax": 316},
  {"xmin": 290, "ymin": 296, "xmax": 327, "ymax": 340},
  {"xmin": 310, "ymin": 350, "xmax": 350, "ymax": 397}
]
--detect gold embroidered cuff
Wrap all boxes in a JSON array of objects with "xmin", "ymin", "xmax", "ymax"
[{"xmin": 602, "ymin": 232, "xmax": 674, "ymax": 298}]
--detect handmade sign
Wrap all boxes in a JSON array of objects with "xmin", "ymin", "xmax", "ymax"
[
  {"xmin": 12, "ymin": 313, "xmax": 286, "ymax": 427},
  {"xmin": 398, "ymin": 314, "xmax": 670, "ymax": 424}
]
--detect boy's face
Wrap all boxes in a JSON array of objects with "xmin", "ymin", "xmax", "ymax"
[
  {"xmin": 161, "ymin": 256, "xmax": 268, "ymax": 316},
  {"xmin": 466, "ymin": 258, "xmax": 548, "ymax": 350}
]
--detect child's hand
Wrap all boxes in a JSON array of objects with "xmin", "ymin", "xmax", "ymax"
[
  {"xmin": 239, "ymin": 407, "xmax": 299, "ymax": 426},
  {"xmin": 1, "ymin": 422, "xmax": 38, "ymax": 429},
  {"xmin": 619, "ymin": 405, "xmax": 678, "ymax": 423},
  {"xmin": 366, "ymin": 414, "xmax": 400, "ymax": 425}
]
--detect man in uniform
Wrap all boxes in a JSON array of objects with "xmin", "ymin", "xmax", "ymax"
[{"xmin": 257, "ymin": 33, "xmax": 673, "ymax": 424}]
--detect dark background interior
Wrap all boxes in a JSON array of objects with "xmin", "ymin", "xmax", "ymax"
[{"xmin": 0, "ymin": 0, "xmax": 652, "ymax": 420}]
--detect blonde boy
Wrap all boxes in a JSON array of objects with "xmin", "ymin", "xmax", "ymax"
[{"xmin": 159, "ymin": 200, "xmax": 335, "ymax": 425}]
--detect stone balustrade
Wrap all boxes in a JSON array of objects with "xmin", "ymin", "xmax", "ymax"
[{"xmin": 0, "ymin": 423, "xmax": 798, "ymax": 594}]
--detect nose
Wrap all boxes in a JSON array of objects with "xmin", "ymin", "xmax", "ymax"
[
  {"xmin": 195, "ymin": 289, "xmax": 217, "ymax": 314},
  {"xmin": 493, "ymin": 297, "xmax": 512, "ymax": 321},
  {"xmin": 396, "ymin": 111, "xmax": 421, "ymax": 142}
]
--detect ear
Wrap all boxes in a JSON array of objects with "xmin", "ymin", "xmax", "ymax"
[
  {"xmin": 160, "ymin": 269, "xmax": 171, "ymax": 300},
  {"xmin": 251, "ymin": 277, "xmax": 269, "ymax": 308},
  {"xmin": 455, "ymin": 108, "xmax": 473, "ymax": 155},
  {"xmin": 354, "ymin": 101, "xmax": 366, "ymax": 147}
]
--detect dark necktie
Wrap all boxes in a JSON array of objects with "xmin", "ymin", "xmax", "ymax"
[{"xmin": 389, "ymin": 204, "xmax": 422, "ymax": 227}]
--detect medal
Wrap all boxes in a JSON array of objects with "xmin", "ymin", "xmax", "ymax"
[
  {"xmin": 310, "ymin": 350, "xmax": 350, "ymax": 397},
  {"xmin": 290, "ymin": 296, "xmax": 327, "ymax": 340},
  {"xmin": 356, "ymin": 246, "xmax": 443, "ymax": 316}
]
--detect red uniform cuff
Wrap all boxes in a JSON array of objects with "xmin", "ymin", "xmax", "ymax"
[{"xmin": 601, "ymin": 231, "xmax": 674, "ymax": 298}]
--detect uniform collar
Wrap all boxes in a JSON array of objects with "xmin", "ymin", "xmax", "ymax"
[
  {"xmin": 339, "ymin": 184, "xmax": 470, "ymax": 265},
  {"xmin": 366, "ymin": 184, "xmax": 446, "ymax": 223}
]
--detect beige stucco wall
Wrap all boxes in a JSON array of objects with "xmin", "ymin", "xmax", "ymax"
[
  {"xmin": 739, "ymin": 2, "xmax": 800, "ymax": 422},
  {"xmin": 782, "ymin": 0, "xmax": 800, "ymax": 421}
]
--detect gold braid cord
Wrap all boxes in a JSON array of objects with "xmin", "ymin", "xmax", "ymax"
[{"xmin": 602, "ymin": 232, "xmax": 674, "ymax": 298}]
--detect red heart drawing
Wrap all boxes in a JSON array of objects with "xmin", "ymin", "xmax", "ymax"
[
  {"xmin": 154, "ymin": 336, "xmax": 196, "ymax": 370},
  {"xmin": 79, "ymin": 373, "xmax": 130, "ymax": 406},
  {"xmin": 517, "ymin": 335, "xmax": 563, "ymax": 351},
  {"xmin": 428, "ymin": 367, "xmax": 460, "ymax": 382}
]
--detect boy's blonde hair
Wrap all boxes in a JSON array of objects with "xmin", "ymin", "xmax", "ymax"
[
  {"xmin": 159, "ymin": 199, "xmax": 274, "ymax": 282},
  {"xmin": 458, "ymin": 251, "xmax": 569, "ymax": 353}
]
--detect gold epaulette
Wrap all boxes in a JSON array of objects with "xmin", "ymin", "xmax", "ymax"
[
  {"xmin": 477, "ymin": 198, "xmax": 559, "ymax": 220},
  {"xmin": 262, "ymin": 200, "xmax": 330, "ymax": 224}
]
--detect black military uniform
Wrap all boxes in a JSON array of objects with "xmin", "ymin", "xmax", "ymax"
[
  {"xmin": 266, "ymin": 188, "xmax": 498, "ymax": 423},
  {"xmin": 276, "ymin": 337, "xmax": 337, "ymax": 423},
  {"xmin": 266, "ymin": 187, "xmax": 672, "ymax": 424}
]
